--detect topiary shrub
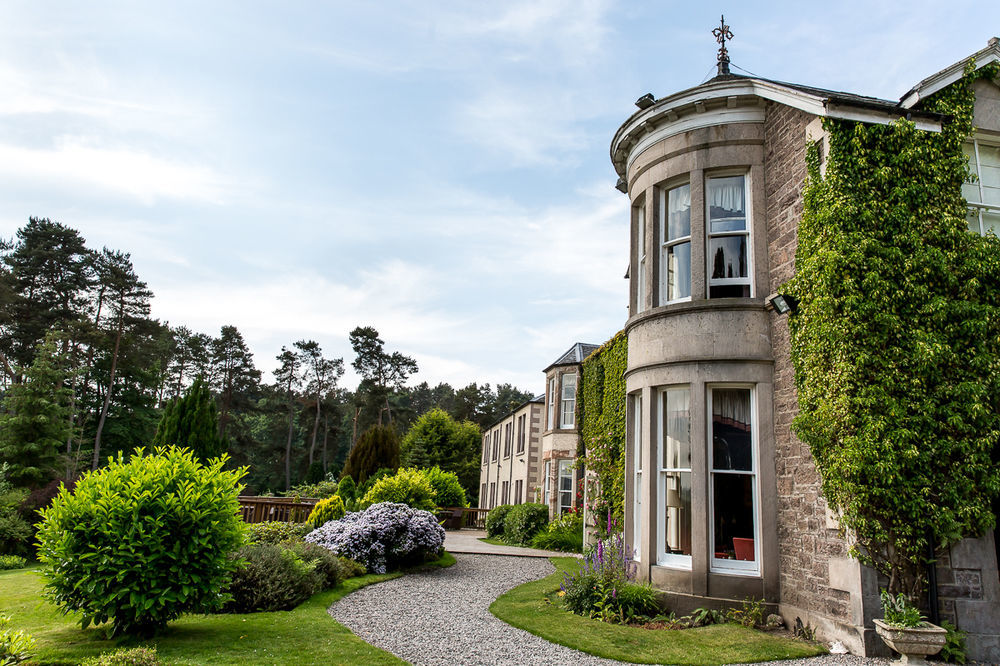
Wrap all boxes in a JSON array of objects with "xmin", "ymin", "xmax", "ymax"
[
  {"xmin": 306, "ymin": 495, "xmax": 346, "ymax": 529},
  {"xmin": 245, "ymin": 521, "xmax": 311, "ymax": 545},
  {"xmin": 81, "ymin": 646, "xmax": 160, "ymax": 666},
  {"xmin": 503, "ymin": 503, "xmax": 549, "ymax": 546},
  {"xmin": 423, "ymin": 466, "xmax": 467, "ymax": 508},
  {"xmin": 485, "ymin": 504, "xmax": 513, "ymax": 538},
  {"xmin": 224, "ymin": 543, "xmax": 320, "ymax": 613},
  {"xmin": 305, "ymin": 502, "xmax": 444, "ymax": 574},
  {"xmin": 36, "ymin": 446, "xmax": 246, "ymax": 636},
  {"xmin": 360, "ymin": 468, "xmax": 435, "ymax": 511}
]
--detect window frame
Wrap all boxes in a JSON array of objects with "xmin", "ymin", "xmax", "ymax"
[
  {"xmin": 560, "ymin": 373, "xmax": 577, "ymax": 429},
  {"xmin": 707, "ymin": 384, "xmax": 760, "ymax": 576},
  {"xmin": 965, "ymin": 137, "xmax": 1000, "ymax": 236},
  {"xmin": 636, "ymin": 201, "xmax": 647, "ymax": 313},
  {"xmin": 516, "ymin": 414, "xmax": 526, "ymax": 454},
  {"xmin": 706, "ymin": 172, "xmax": 753, "ymax": 299},
  {"xmin": 659, "ymin": 183, "xmax": 692, "ymax": 305},
  {"xmin": 547, "ymin": 377, "xmax": 556, "ymax": 429},
  {"xmin": 558, "ymin": 459, "xmax": 574, "ymax": 515},
  {"xmin": 631, "ymin": 392, "xmax": 643, "ymax": 563},
  {"xmin": 543, "ymin": 460, "xmax": 551, "ymax": 507},
  {"xmin": 657, "ymin": 385, "xmax": 692, "ymax": 569}
]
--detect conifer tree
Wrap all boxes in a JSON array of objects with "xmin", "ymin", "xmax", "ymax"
[
  {"xmin": 152, "ymin": 377, "xmax": 223, "ymax": 461},
  {"xmin": 0, "ymin": 333, "xmax": 75, "ymax": 486},
  {"xmin": 341, "ymin": 425, "xmax": 399, "ymax": 485}
]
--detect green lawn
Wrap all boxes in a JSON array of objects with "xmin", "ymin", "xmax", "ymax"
[
  {"xmin": 490, "ymin": 557, "xmax": 827, "ymax": 665},
  {"xmin": 1, "ymin": 552, "xmax": 455, "ymax": 665}
]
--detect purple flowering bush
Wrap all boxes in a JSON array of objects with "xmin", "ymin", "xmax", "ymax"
[
  {"xmin": 304, "ymin": 502, "xmax": 444, "ymax": 574},
  {"xmin": 561, "ymin": 513, "xmax": 658, "ymax": 623}
]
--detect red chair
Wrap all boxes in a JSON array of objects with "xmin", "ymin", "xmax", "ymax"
[{"xmin": 733, "ymin": 537, "xmax": 755, "ymax": 561}]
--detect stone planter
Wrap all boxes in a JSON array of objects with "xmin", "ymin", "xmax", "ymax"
[{"xmin": 873, "ymin": 618, "xmax": 947, "ymax": 665}]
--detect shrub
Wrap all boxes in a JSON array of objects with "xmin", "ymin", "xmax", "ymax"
[
  {"xmin": 337, "ymin": 476, "xmax": 357, "ymax": 504},
  {"xmin": 726, "ymin": 597, "xmax": 765, "ymax": 628},
  {"xmin": 355, "ymin": 467, "xmax": 396, "ymax": 502},
  {"xmin": 305, "ymin": 502, "xmax": 445, "ymax": 574},
  {"xmin": 562, "ymin": 524, "xmax": 658, "ymax": 623},
  {"xmin": 0, "ymin": 555, "xmax": 26, "ymax": 570},
  {"xmin": 939, "ymin": 620, "xmax": 967, "ymax": 664},
  {"xmin": 245, "ymin": 521, "xmax": 310, "ymax": 545},
  {"xmin": 285, "ymin": 540, "xmax": 343, "ymax": 589},
  {"xmin": 36, "ymin": 447, "xmax": 246, "ymax": 636},
  {"xmin": 0, "ymin": 466, "xmax": 31, "ymax": 557},
  {"xmin": 531, "ymin": 511, "xmax": 583, "ymax": 552},
  {"xmin": 503, "ymin": 503, "xmax": 549, "ymax": 546},
  {"xmin": 0, "ymin": 614, "xmax": 35, "ymax": 665},
  {"xmin": 337, "ymin": 556, "xmax": 366, "ymax": 579},
  {"xmin": 423, "ymin": 466, "xmax": 467, "ymax": 508},
  {"xmin": 485, "ymin": 504, "xmax": 513, "ymax": 538},
  {"xmin": 286, "ymin": 479, "xmax": 339, "ymax": 499},
  {"xmin": 81, "ymin": 646, "xmax": 160, "ymax": 666},
  {"xmin": 225, "ymin": 543, "xmax": 320, "ymax": 613},
  {"xmin": 360, "ymin": 468, "xmax": 435, "ymax": 511},
  {"xmin": 305, "ymin": 462, "xmax": 325, "ymax": 485},
  {"xmin": 307, "ymin": 496, "xmax": 346, "ymax": 529}
]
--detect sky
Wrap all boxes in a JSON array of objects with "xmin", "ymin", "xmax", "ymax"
[{"xmin": 1, "ymin": 1, "xmax": 997, "ymax": 393}]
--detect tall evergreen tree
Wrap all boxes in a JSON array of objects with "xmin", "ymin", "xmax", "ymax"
[
  {"xmin": 0, "ymin": 333, "xmax": 75, "ymax": 486},
  {"xmin": 349, "ymin": 326, "xmax": 417, "ymax": 428},
  {"xmin": 294, "ymin": 340, "xmax": 344, "ymax": 468},
  {"xmin": 341, "ymin": 425, "xmax": 399, "ymax": 485},
  {"xmin": 210, "ymin": 325, "xmax": 260, "ymax": 441},
  {"xmin": 273, "ymin": 346, "xmax": 302, "ymax": 491},
  {"xmin": 152, "ymin": 377, "xmax": 223, "ymax": 461}
]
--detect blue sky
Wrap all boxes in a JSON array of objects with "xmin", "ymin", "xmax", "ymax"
[{"xmin": 1, "ymin": 2, "xmax": 997, "ymax": 392}]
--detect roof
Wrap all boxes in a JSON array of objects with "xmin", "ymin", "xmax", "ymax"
[
  {"xmin": 608, "ymin": 41, "xmax": 1000, "ymax": 180},
  {"xmin": 544, "ymin": 342, "xmax": 601, "ymax": 372},
  {"xmin": 483, "ymin": 394, "xmax": 545, "ymax": 431}
]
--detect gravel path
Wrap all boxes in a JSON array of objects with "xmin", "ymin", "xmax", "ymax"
[{"xmin": 329, "ymin": 553, "xmax": 892, "ymax": 666}]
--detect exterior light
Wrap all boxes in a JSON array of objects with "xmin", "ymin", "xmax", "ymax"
[
  {"xmin": 635, "ymin": 93, "xmax": 655, "ymax": 109},
  {"xmin": 768, "ymin": 293, "xmax": 799, "ymax": 315},
  {"xmin": 615, "ymin": 177, "xmax": 628, "ymax": 193}
]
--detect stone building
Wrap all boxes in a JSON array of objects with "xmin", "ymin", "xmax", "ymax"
[
  {"xmin": 478, "ymin": 342, "xmax": 598, "ymax": 518},
  {"xmin": 612, "ymin": 38, "xmax": 1000, "ymax": 660}
]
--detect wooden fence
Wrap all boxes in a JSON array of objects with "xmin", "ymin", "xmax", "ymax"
[{"xmin": 238, "ymin": 496, "xmax": 318, "ymax": 524}]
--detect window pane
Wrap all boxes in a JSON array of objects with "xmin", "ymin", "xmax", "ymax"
[
  {"xmin": 663, "ymin": 472, "xmax": 691, "ymax": 556},
  {"xmin": 984, "ymin": 210, "xmax": 1000, "ymax": 237},
  {"xmin": 712, "ymin": 389, "xmax": 752, "ymax": 472},
  {"xmin": 666, "ymin": 242, "xmax": 691, "ymax": 301},
  {"xmin": 668, "ymin": 184, "xmax": 691, "ymax": 240},
  {"xmin": 980, "ymin": 144, "xmax": 1000, "ymax": 206},
  {"xmin": 708, "ymin": 176, "xmax": 746, "ymax": 232},
  {"xmin": 712, "ymin": 474, "xmax": 754, "ymax": 559},
  {"xmin": 968, "ymin": 209, "xmax": 983, "ymax": 234},
  {"xmin": 662, "ymin": 388, "xmax": 690, "ymax": 469},
  {"xmin": 964, "ymin": 144, "xmax": 980, "ymax": 203},
  {"xmin": 709, "ymin": 236, "xmax": 748, "ymax": 280}
]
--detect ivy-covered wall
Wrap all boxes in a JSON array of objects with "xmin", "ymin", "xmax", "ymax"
[
  {"xmin": 787, "ymin": 61, "xmax": 1000, "ymax": 597},
  {"xmin": 577, "ymin": 330, "xmax": 627, "ymax": 522}
]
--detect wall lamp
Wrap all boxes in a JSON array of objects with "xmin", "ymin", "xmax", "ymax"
[
  {"xmin": 615, "ymin": 177, "xmax": 628, "ymax": 193},
  {"xmin": 767, "ymin": 293, "xmax": 799, "ymax": 315}
]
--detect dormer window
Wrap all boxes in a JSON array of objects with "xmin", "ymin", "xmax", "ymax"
[{"xmin": 707, "ymin": 174, "xmax": 751, "ymax": 298}]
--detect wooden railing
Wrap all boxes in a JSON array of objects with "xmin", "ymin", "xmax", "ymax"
[
  {"xmin": 238, "ymin": 496, "xmax": 318, "ymax": 524},
  {"xmin": 459, "ymin": 507, "xmax": 489, "ymax": 530}
]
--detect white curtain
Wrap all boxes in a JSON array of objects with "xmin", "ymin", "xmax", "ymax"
[
  {"xmin": 712, "ymin": 389, "xmax": 750, "ymax": 429},
  {"xmin": 708, "ymin": 177, "xmax": 745, "ymax": 215}
]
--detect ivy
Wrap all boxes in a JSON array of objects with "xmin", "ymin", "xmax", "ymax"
[
  {"xmin": 787, "ymin": 61, "xmax": 1000, "ymax": 599},
  {"xmin": 578, "ymin": 330, "xmax": 628, "ymax": 524}
]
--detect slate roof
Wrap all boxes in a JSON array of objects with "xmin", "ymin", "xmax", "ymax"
[{"xmin": 545, "ymin": 342, "xmax": 601, "ymax": 371}]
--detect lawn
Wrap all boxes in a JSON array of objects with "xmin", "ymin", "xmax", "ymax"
[
  {"xmin": 0, "ymin": 552, "xmax": 455, "ymax": 665},
  {"xmin": 490, "ymin": 557, "xmax": 827, "ymax": 665}
]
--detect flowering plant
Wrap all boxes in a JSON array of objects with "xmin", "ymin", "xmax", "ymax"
[
  {"xmin": 561, "ymin": 512, "xmax": 657, "ymax": 623},
  {"xmin": 305, "ymin": 502, "xmax": 444, "ymax": 574}
]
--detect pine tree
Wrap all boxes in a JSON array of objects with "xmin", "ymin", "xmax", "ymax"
[
  {"xmin": 152, "ymin": 377, "xmax": 223, "ymax": 461},
  {"xmin": 0, "ymin": 333, "xmax": 75, "ymax": 486}
]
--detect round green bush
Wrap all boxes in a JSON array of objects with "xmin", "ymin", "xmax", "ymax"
[
  {"xmin": 503, "ymin": 503, "xmax": 549, "ymax": 545},
  {"xmin": 485, "ymin": 504, "xmax": 513, "ymax": 538},
  {"xmin": 36, "ymin": 446, "xmax": 246, "ymax": 636},
  {"xmin": 423, "ymin": 467, "xmax": 467, "ymax": 508},
  {"xmin": 307, "ymin": 495, "xmax": 346, "ymax": 529},
  {"xmin": 360, "ymin": 468, "xmax": 435, "ymax": 511},
  {"xmin": 336, "ymin": 476, "xmax": 357, "ymax": 503},
  {"xmin": 224, "ymin": 543, "xmax": 320, "ymax": 613}
]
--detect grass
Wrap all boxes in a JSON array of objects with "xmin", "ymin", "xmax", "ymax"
[
  {"xmin": 0, "ymin": 551, "xmax": 456, "ymax": 665},
  {"xmin": 490, "ymin": 557, "xmax": 827, "ymax": 665}
]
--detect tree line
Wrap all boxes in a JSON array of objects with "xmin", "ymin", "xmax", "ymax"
[{"xmin": 0, "ymin": 217, "xmax": 533, "ymax": 498}]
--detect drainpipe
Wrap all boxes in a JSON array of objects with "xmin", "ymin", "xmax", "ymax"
[{"xmin": 926, "ymin": 535, "xmax": 940, "ymax": 625}]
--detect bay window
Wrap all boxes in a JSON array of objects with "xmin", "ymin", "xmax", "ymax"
[
  {"xmin": 707, "ymin": 175, "xmax": 751, "ymax": 298},
  {"xmin": 547, "ymin": 377, "xmax": 556, "ymax": 429},
  {"xmin": 660, "ymin": 184, "xmax": 692, "ymax": 303},
  {"xmin": 560, "ymin": 373, "xmax": 577, "ymax": 428},
  {"xmin": 709, "ymin": 387, "xmax": 758, "ymax": 574},
  {"xmin": 964, "ymin": 139, "xmax": 1000, "ymax": 236},
  {"xmin": 558, "ymin": 459, "xmax": 574, "ymax": 515},
  {"xmin": 658, "ymin": 387, "xmax": 692, "ymax": 567}
]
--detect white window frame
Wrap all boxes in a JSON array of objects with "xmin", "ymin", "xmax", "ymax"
[
  {"xmin": 631, "ymin": 393, "xmax": 643, "ymax": 562},
  {"xmin": 660, "ymin": 184, "xmax": 692, "ymax": 305},
  {"xmin": 636, "ymin": 202, "xmax": 647, "ymax": 313},
  {"xmin": 708, "ymin": 384, "xmax": 760, "ymax": 576},
  {"xmin": 657, "ymin": 386, "xmax": 692, "ymax": 569},
  {"xmin": 543, "ymin": 460, "xmax": 551, "ymax": 507},
  {"xmin": 965, "ymin": 137, "xmax": 1000, "ymax": 236},
  {"xmin": 558, "ymin": 459, "xmax": 574, "ymax": 515},
  {"xmin": 560, "ymin": 373, "xmax": 577, "ymax": 429},
  {"xmin": 706, "ymin": 172, "xmax": 753, "ymax": 299},
  {"xmin": 547, "ymin": 377, "xmax": 556, "ymax": 429}
]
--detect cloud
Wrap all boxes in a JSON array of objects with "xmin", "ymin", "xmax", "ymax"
[{"xmin": 0, "ymin": 136, "xmax": 233, "ymax": 204}]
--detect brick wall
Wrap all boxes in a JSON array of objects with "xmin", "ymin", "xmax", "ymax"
[{"xmin": 763, "ymin": 101, "xmax": 853, "ymax": 624}]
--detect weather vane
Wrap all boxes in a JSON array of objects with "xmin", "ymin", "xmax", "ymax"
[{"xmin": 713, "ymin": 15, "xmax": 733, "ymax": 76}]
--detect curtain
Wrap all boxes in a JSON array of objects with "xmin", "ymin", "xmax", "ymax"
[{"xmin": 708, "ymin": 177, "xmax": 745, "ymax": 215}]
